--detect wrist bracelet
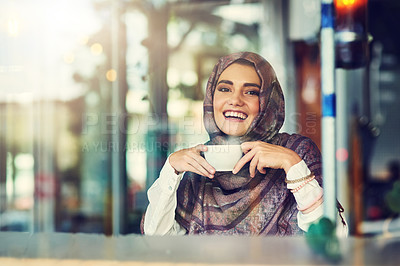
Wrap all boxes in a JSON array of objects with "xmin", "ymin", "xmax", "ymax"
[
  {"xmin": 290, "ymin": 175, "xmax": 315, "ymax": 193},
  {"xmin": 297, "ymin": 190, "xmax": 324, "ymax": 212},
  {"xmin": 285, "ymin": 172, "xmax": 314, "ymax": 184},
  {"xmin": 299, "ymin": 197, "xmax": 324, "ymax": 214}
]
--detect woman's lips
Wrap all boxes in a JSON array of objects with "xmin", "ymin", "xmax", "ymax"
[{"xmin": 223, "ymin": 111, "xmax": 248, "ymax": 120}]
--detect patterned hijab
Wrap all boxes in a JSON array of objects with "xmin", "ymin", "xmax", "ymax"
[
  {"xmin": 175, "ymin": 52, "xmax": 322, "ymax": 236},
  {"xmin": 203, "ymin": 52, "xmax": 284, "ymax": 144}
]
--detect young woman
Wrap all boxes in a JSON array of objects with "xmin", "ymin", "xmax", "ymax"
[{"xmin": 142, "ymin": 52, "xmax": 347, "ymax": 236}]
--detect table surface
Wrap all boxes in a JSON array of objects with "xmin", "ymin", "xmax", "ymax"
[{"xmin": 1, "ymin": 232, "xmax": 399, "ymax": 265}]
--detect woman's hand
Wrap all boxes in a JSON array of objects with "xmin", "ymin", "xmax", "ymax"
[
  {"xmin": 232, "ymin": 141, "xmax": 301, "ymax": 177},
  {"xmin": 169, "ymin": 144, "xmax": 216, "ymax": 178}
]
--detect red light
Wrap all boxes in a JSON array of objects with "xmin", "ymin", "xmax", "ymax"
[
  {"xmin": 335, "ymin": 0, "xmax": 366, "ymax": 9},
  {"xmin": 335, "ymin": 0, "xmax": 368, "ymax": 34},
  {"xmin": 334, "ymin": 0, "xmax": 369, "ymax": 69}
]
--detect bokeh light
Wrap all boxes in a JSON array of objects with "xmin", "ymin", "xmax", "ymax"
[
  {"xmin": 106, "ymin": 69, "xmax": 117, "ymax": 82},
  {"xmin": 90, "ymin": 43, "xmax": 103, "ymax": 55},
  {"xmin": 336, "ymin": 148, "xmax": 349, "ymax": 162}
]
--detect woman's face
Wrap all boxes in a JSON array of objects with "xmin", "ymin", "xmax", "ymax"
[{"xmin": 213, "ymin": 63, "xmax": 261, "ymax": 136}]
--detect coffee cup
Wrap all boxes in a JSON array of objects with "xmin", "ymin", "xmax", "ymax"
[{"xmin": 204, "ymin": 145, "xmax": 243, "ymax": 171}]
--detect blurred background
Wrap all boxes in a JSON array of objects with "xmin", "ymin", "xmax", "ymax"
[{"xmin": 0, "ymin": 0, "xmax": 399, "ymax": 236}]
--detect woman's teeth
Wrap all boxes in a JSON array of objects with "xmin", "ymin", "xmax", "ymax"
[{"xmin": 224, "ymin": 111, "xmax": 247, "ymax": 120}]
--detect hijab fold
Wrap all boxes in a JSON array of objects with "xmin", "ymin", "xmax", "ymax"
[{"xmin": 176, "ymin": 52, "xmax": 322, "ymax": 235}]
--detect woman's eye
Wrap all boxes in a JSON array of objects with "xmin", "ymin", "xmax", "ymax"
[
  {"xmin": 218, "ymin": 87, "xmax": 230, "ymax": 92},
  {"xmin": 246, "ymin": 90, "xmax": 260, "ymax": 96}
]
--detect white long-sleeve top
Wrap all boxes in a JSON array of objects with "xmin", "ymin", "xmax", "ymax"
[{"xmin": 144, "ymin": 159, "xmax": 348, "ymax": 236}]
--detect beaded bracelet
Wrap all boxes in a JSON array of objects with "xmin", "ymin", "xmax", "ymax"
[
  {"xmin": 290, "ymin": 175, "xmax": 315, "ymax": 193},
  {"xmin": 285, "ymin": 172, "xmax": 314, "ymax": 184}
]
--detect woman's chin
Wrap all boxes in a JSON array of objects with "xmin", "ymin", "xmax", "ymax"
[{"xmin": 221, "ymin": 127, "xmax": 247, "ymax": 137}]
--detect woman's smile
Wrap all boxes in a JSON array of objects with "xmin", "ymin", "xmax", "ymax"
[
  {"xmin": 213, "ymin": 62, "xmax": 261, "ymax": 136},
  {"xmin": 223, "ymin": 110, "xmax": 248, "ymax": 120}
]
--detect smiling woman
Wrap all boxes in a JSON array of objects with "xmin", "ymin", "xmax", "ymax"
[
  {"xmin": 213, "ymin": 61, "xmax": 260, "ymax": 136},
  {"xmin": 142, "ymin": 52, "xmax": 348, "ymax": 236}
]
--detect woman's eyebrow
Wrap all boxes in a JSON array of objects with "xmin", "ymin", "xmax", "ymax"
[
  {"xmin": 217, "ymin": 80, "xmax": 260, "ymax": 89},
  {"xmin": 244, "ymin": 83, "xmax": 261, "ymax": 88},
  {"xmin": 217, "ymin": 80, "xmax": 233, "ymax": 85}
]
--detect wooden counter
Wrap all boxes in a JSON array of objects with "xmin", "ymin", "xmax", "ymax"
[{"xmin": 1, "ymin": 232, "xmax": 399, "ymax": 265}]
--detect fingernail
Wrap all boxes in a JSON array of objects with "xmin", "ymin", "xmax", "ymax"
[
  {"xmin": 232, "ymin": 169, "xmax": 236, "ymax": 174},
  {"xmin": 209, "ymin": 174, "xmax": 214, "ymax": 179}
]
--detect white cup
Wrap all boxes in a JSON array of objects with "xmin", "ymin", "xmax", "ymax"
[{"xmin": 204, "ymin": 145, "xmax": 243, "ymax": 171}]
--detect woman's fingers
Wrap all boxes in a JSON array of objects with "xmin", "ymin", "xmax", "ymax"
[
  {"xmin": 232, "ymin": 149, "xmax": 256, "ymax": 174},
  {"xmin": 193, "ymin": 144, "xmax": 207, "ymax": 153},
  {"xmin": 232, "ymin": 150, "xmax": 264, "ymax": 178},
  {"xmin": 258, "ymin": 167, "xmax": 267, "ymax": 174},
  {"xmin": 249, "ymin": 153, "xmax": 259, "ymax": 178},
  {"xmin": 191, "ymin": 145, "xmax": 216, "ymax": 175},
  {"xmin": 188, "ymin": 160, "xmax": 214, "ymax": 178},
  {"xmin": 170, "ymin": 144, "xmax": 215, "ymax": 178},
  {"xmin": 240, "ymin": 141, "xmax": 257, "ymax": 154},
  {"xmin": 183, "ymin": 163, "xmax": 211, "ymax": 178},
  {"xmin": 233, "ymin": 140, "xmax": 303, "ymax": 176},
  {"xmin": 187, "ymin": 154, "xmax": 215, "ymax": 178},
  {"xmin": 233, "ymin": 141, "xmax": 274, "ymax": 176}
]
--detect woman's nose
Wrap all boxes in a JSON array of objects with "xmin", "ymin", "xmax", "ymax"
[{"xmin": 227, "ymin": 91, "xmax": 244, "ymax": 106}]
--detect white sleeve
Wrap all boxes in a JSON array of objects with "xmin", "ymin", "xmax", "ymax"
[
  {"xmin": 143, "ymin": 157, "xmax": 187, "ymax": 235},
  {"xmin": 286, "ymin": 160, "xmax": 349, "ymax": 236}
]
